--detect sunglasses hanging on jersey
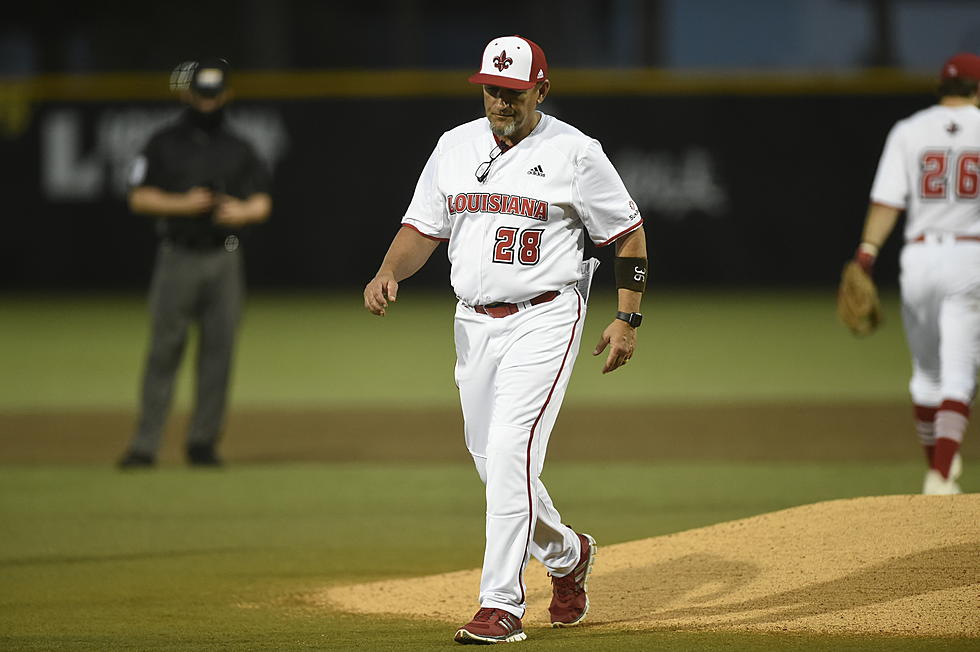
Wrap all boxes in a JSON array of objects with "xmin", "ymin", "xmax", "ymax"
[{"xmin": 475, "ymin": 143, "xmax": 509, "ymax": 183}]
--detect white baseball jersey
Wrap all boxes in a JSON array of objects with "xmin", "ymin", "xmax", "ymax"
[
  {"xmin": 870, "ymin": 103, "xmax": 980, "ymax": 414},
  {"xmin": 401, "ymin": 111, "xmax": 640, "ymax": 618},
  {"xmin": 870, "ymin": 104, "xmax": 980, "ymax": 239},
  {"xmin": 402, "ymin": 112, "xmax": 642, "ymax": 306}
]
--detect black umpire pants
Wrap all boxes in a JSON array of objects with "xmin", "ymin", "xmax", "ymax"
[{"xmin": 129, "ymin": 241, "xmax": 244, "ymax": 457}]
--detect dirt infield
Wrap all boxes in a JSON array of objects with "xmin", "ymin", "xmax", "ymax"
[
  {"xmin": 2, "ymin": 402, "xmax": 976, "ymax": 463},
  {"xmin": 318, "ymin": 495, "xmax": 980, "ymax": 637},
  {"xmin": 4, "ymin": 402, "xmax": 978, "ymax": 640}
]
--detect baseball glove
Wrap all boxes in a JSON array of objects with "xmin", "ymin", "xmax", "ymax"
[{"xmin": 837, "ymin": 260, "xmax": 882, "ymax": 336}]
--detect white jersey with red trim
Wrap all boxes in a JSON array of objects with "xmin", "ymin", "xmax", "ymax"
[
  {"xmin": 867, "ymin": 100, "xmax": 980, "ymax": 496},
  {"xmin": 402, "ymin": 112, "xmax": 642, "ymax": 306},
  {"xmin": 870, "ymin": 104, "xmax": 980, "ymax": 240}
]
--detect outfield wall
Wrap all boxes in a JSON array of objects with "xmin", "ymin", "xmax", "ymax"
[{"xmin": 1, "ymin": 71, "xmax": 934, "ymax": 290}]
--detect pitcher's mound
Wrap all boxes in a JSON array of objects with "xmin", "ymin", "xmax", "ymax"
[{"xmin": 318, "ymin": 494, "xmax": 980, "ymax": 637}]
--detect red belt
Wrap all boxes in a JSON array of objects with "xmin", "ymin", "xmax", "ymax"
[
  {"xmin": 909, "ymin": 234, "xmax": 980, "ymax": 244},
  {"xmin": 473, "ymin": 290, "xmax": 561, "ymax": 318}
]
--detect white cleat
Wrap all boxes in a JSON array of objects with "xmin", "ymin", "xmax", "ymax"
[
  {"xmin": 923, "ymin": 469, "xmax": 962, "ymax": 495},
  {"xmin": 949, "ymin": 452, "xmax": 962, "ymax": 483}
]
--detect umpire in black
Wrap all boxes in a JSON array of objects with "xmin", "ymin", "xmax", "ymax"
[{"xmin": 119, "ymin": 58, "xmax": 271, "ymax": 468}]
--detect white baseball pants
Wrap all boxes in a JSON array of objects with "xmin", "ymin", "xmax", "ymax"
[
  {"xmin": 454, "ymin": 287, "xmax": 585, "ymax": 618},
  {"xmin": 900, "ymin": 235, "xmax": 980, "ymax": 406}
]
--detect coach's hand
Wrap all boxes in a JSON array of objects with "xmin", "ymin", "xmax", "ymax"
[
  {"xmin": 594, "ymin": 319, "xmax": 636, "ymax": 374},
  {"xmin": 364, "ymin": 272, "xmax": 399, "ymax": 316}
]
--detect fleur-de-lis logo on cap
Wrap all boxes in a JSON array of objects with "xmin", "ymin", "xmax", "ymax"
[{"xmin": 493, "ymin": 50, "xmax": 513, "ymax": 72}]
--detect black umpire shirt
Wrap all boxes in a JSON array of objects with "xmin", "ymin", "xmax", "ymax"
[{"xmin": 132, "ymin": 108, "xmax": 271, "ymax": 246}]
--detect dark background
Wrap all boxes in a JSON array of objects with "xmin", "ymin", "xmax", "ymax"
[
  {"xmin": 2, "ymin": 0, "xmax": 976, "ymax": 291},
  {"xmin": 2, "ymin": 93, "xmax": 927, "ymax": 290}
]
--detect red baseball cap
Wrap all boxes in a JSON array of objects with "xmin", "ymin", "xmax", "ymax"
[
  {"xmin": 940, "ymin": 52, "xmax": 980, "ymax": 80},
  {"xmin": 468, "ymin": 35, "xmax": 548, "ymax": 90}
]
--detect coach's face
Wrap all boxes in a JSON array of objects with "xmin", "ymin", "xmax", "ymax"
[{"xmin": 483, "ymin": 81, "xmax": 549, "ymax": 142}]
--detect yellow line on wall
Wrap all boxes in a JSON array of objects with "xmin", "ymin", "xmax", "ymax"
[{"xmin": 0, "ymin": 68, "xmax": 936, "ymax": 101}]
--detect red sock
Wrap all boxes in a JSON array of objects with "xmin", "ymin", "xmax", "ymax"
[
  {"xmin": 931, "ymin": 400, "xmax": 969, "ymax": 479},
  {"xmin": 932, "ymin": 438, "xmax": 961, "ymax": 479}
]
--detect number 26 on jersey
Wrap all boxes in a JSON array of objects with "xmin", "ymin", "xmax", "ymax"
[{"xmin": 921, "ymin": 150, "xmax": 980, "ymax": 199}]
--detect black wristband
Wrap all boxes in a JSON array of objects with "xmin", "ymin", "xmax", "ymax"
[
  {"xmin": 615, "ymin": 256, "xmax": 647, "ymax": 292},
  {"xmin": 616, "ymin": 311, "xmax": 643, "ymax": 328}
]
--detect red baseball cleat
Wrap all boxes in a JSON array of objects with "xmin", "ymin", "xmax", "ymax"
[
  {"xmin": 454, "ymin": 607, "xmax": 526, "ymax": 644},
  {"xmin": 549, "ymin": 532, "xmax": 597, "ymax": 627}
]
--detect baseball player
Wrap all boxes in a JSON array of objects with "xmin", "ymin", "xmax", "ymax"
[
  {"xmin": 847, "ymin": 52, "xmax": 980, "ymax": 495},
  {"xmin": 364, "ymin": 35, "xmax": 646, "ymax": 644}
]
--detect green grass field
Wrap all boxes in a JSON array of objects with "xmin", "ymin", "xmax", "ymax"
[
  {"xmin": 1, "ymin": 290, "xmax": 976, "ymax": 650},
  {"xmin": 3, "ymin": 462, "xmax": 974, "ymax": 651},
  {"xmin": 1, "ymin": 288, "xmax": 910, "ymax": 409}
]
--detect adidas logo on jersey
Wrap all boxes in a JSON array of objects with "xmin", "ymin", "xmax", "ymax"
[{"xmin": 527, "ymin": 165, "xmax": 545, "ymax": 177}]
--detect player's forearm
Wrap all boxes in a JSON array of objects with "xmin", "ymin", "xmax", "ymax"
[
  {"xmin": 614, "ymin": 226, "xmax": 647, "ymax": 312},
  {"xmin": 854, "ymin": 203, "xmax": 901, "ymax": 272},
  {"xmin": 860, "ymin": 203, "xmax": 902, "ymax": 249},
  {"xmin": 376, "ymin": 226, "xmax": 441, "ymax": 282},
  {"xmin": 617, "ymin": 289, "xmax": 642, "ymax": 313}
]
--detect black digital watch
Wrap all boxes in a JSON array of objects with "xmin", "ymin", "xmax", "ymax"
[{"xmin": 615, "ymin": 311, "xmax": 643, "ymax": 328}]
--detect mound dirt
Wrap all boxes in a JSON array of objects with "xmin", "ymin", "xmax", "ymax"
[{"xmin": 318, "ymin": 494, "xmax": 980, "ymax": 637}]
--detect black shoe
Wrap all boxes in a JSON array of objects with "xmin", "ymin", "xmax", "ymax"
[
  {"xmin": 187, "ymin": 445, "xmax": 223, "ymax": 467},
  {"xmin": 117, "ymin": 450, "xmax": 156, "ymax": 469}
]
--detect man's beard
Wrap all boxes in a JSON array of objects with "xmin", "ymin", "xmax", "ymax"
[{"xmin": 489, "ymin": 116, "xmax": 518, "ymax": 138}]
